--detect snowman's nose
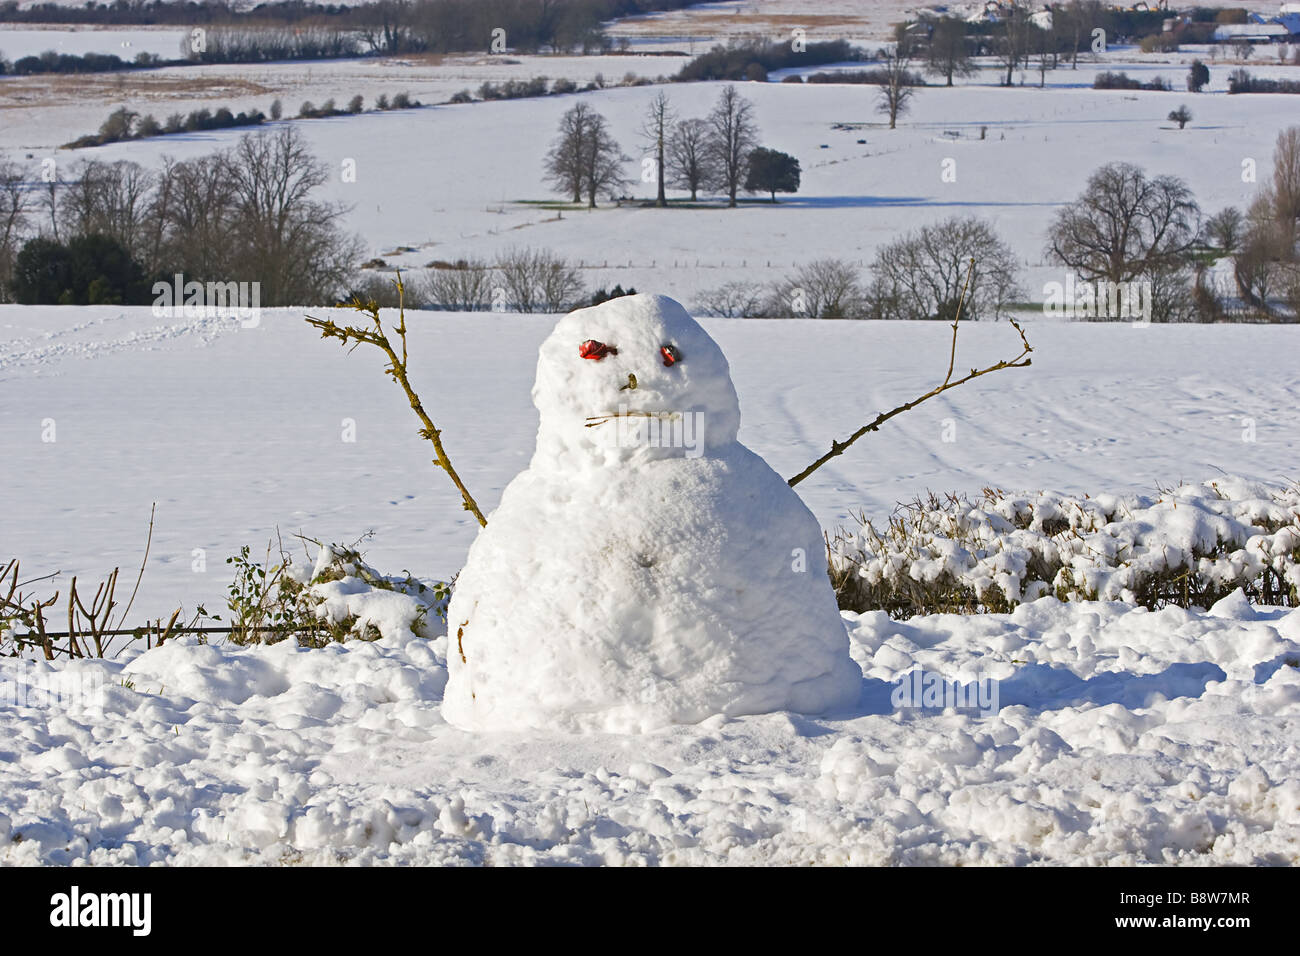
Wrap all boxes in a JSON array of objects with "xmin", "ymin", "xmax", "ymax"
[{"xmin": 620, "ymin": 373, "xmax": 638, "ymax": 391}]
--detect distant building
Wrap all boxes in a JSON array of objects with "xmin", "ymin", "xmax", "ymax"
[{"xmin": 1212, "ymin": 22, "xmax": 1290, "ymax": 43}]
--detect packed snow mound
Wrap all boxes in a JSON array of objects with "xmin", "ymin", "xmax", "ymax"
[
  {"xmin": 442, "ymin": 294, "xmax": 860, "ymax": 733},
  {"xmin": 531, "ymin": 293, "xmax": 741, "ymax": 465}
]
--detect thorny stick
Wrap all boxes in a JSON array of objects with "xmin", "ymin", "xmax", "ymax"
[
  {"xmin": 306, "ymin": 271, "xmax": 487, "ymax": 527},
  {"xmin": 787, "ymin": 257, "xmax": 1032, "ymax": 488}
]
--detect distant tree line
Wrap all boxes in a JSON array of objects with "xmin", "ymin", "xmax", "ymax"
[
  {"xmin": 66, "ymin": 105, "xmax": 267, "ymax": 149},
  {"xmin": 673, "ymin": 39, "xmax": 861, "ymax": 82},
  {"xmin": 0, "ymin": 0, "xmax": 697, "ymax": 55},
  {"xmin": 0, "ymin": 127, "xmax": 361, "ymax": 306},
  {"xmin": 1228, "ymin": 70, "xmax": 1300, "ymax": 95},
  {"xmin": 355, "ymin": 250, "xmax": 640, "ymax": 314},
  {"xmin": 1093, "ymin": 71, "xmax": 1172, "ymax": 91},
  {"xmin": 0, "ymin": 50, "xmax": 167, "ymax": 75},
  {"xmin": 800, "ymin": 68, "xmax": 926, "ymax": 86},
  {"xmin": 64, "ymin": 91, "xmax": 426, "ymax": 149},
  {"xmin": 695, "ymin": 217, "xmax": 1021, "ymax": 321}
]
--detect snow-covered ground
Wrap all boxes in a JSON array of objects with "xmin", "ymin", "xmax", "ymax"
[
  {"xmin": 3, "ymin": 589, "xmax": 1298, "ymax": 864},
  {"xmin": 0, "ymin": 25, "xmax": 189, "ymax": 60},
  {"xmin": 3, "ymin": 6, "xmax": 1300, "ymax": 866},
  {"xmin": 2, "ymin": 307, "xmax": 1298, "ymax": 865},
  {"xmin": 4, "ymin": 308, "xmax": 1297, "ymax": 615}
]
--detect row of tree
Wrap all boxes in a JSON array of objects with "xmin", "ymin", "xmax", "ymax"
[
  {"xmin": 1045, "ymin": 128, "xmax": 1300, "ymax": 322},
  {"xmin": 696, "ymin": 217, "xmax": 1020, "ymax": 321},
  {"xmin": 543, "ymin": 86, "xmax": 801, "ymax": 208},
  {"xmin": 0, "ymin": 127, "xmax": 360, "ymax": 306},
  {"xmin": 693, "ymin": 128, "xmax": 1300, "ymax": 323}
]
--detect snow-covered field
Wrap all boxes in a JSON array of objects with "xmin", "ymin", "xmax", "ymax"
[
  {"xmin": 6, "ymin": 48, "xmax": 1297, "ymax": 309},
  {"xmin": 0, "ymin": 25, "xmax": 188, "ymax": 60},
  {"xmin": 3, "ymin": 2, "xmax": 1300, "ymax": 867},
  {"xmin": 3, "ymin": 580, "xmax": 1298, "ymax": 864},
  {"xmin": 2, "ymin": 308, "xmax": 1298, "ymax": 865}
]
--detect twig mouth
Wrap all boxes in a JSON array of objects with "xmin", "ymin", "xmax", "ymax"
[{"xmin": 584, "ymin": 411, "xmax": 682, "ymax": 428}]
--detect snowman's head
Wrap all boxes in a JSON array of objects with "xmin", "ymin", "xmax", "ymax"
[{"xmin": 532, "ymin": 294, "xmax": 741, "ymax": 466}]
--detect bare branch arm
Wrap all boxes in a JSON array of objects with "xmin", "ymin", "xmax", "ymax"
[
  {"xmin": 788, "ymin": 258, "xmax": 1033, "ymax": 487},
  {"xmin": 306, "ymin": 272, "xmax": 487, "ymax": 527}
]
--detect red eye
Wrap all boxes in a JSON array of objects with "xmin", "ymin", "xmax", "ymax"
[
  {"xmin": 660, "ymin": 345, "xmax": 681, "ymax": 366},
  {"xmin": 579, "ymin": 340, "xmax": 617, "ymax": 360}
]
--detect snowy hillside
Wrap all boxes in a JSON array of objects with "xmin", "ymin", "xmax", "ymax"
[
  {"xmin": 6, "ymin": 47, "xmax": 1300, "ymax": 310},
  {"xmin": 3, "ymin": 0, "xmax": 1300, "ymax": 870},
  {"xmin": 3, "ymin": 307, "xmax": 1297, "ymax": 616}
]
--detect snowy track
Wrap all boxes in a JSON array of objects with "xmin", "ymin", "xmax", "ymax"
[{"xmin": 2, "ymin": 308, "xmax": 1298, "ymax": 865}]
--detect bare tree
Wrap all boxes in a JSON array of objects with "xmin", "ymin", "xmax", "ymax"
[
  {"xmin": 226, "ymin": 126, "xmax": 362, "ymax": 304},
  {"xmin": 666, "ymin": 117, "xmax": 713, "ymax": 201},
  {"xmin": 41, "ymin": 171, "xmax": 60, "ymax": 244},
  {"xmin": 1060, "ymin": 0, "xmax": 1103, "ymax": 70},
  {"xmin": 870, "ymin": 217, "xmax": 1022, "ymax": 322},
  {"xmin": 1047, "ymin": 162, "xmax": 1201, "ymax": 286},
  {"xmin": 706, "ymin": 85, "xmax": 758, "ymax": 207},
  {"xmin": 57, "ymin": 160, "xmax": 155, "ymax": 261},
  {"xmin": 996, "ymin": 4, "xmax": 1031, "ymax": 86},
  {"xmin": 925, "ymin": 18, "xmax": 974, "ymax": 87},
  {"xmin": 0, "ymin": 161, "xmax": 30, "ymax": 300},
  {"xmin": 537, "ymin": 251, "xmax": 585, "ymax": 311},
  {"xmin": 1269, "ymin": 125, "xmax": 1300, "ymax": 244},
  {"xmin": 159, "ymin": 153, "xmax": 238, "ymax": 280},
  {"xmin": 695, "ymin": 280, "xmax": 768, "ymax": 318},
  {"xmin": 768, "ymin": 259, "xmax": 868, "ymax": 318},
  {"xmin": 423, "ymin": 259, "xmax": 496, "ymax": 311},
  {"xmin": 496, "ymin": 247, "xmax": 583, "ymax": 312},
  {"xmin": 579, "ymin": 110, "xmax": 629, "ymax": 208},
  {"xmin": 1205, "ymin": 206, "xmax": 1244, "ymax": 254},
  {"xmin": 1034, "ymin": 22, "xmax": 1058, "ymax": 87},
  {"xmin": 544, "ymin": 101, "xmax": 627, "ymax": 207},
  {"xmin": 877, "ymin": 46, "xmax": 917, "ymax": 129},
  {"xmin": 639, "ymin": 90, "xmax": 674, "ymax": 207},
  {"xmin": 1232, "ymin": 127, "xmax": 1300, "ymax": 318},
  {"xmin": 545, "ymin": 101, "xmax": 595, "ymax": 203}
]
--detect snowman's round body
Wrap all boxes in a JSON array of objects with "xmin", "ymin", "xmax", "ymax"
[{"xmin": 441, "ymin": 294, "xmax": 861, "ymax": 733}]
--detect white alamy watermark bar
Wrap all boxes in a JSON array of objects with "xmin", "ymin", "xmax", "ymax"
[
  {"xmin": 152, "ymin": 274, "xmax": 261, "ymax": 327},
  {"xmin": 49, "ymin": 886, "xmax": 151, "ymax": 936},
  {"xmin": 891, "ymin": 667, "xmax": 1000, "ymax": 717},
  {"xmin": 591, "ymin": 406, "xmax": 706, "ymax": 458},
  {"xmin": 0, "ymin": 660, "xmax": 105, "ymax": 710},
  {"xmin": 1043, "ymin": 275, "xmax": 1152, "ymax": 325}
]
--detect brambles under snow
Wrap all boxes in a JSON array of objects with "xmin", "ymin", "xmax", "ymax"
[{"xmin": 830, "ymin": 477, "xmax": 1300, "ymax": 618}]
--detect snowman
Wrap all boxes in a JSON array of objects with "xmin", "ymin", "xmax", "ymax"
[{"xmin": 441, "ymin": 293, "xmax": 861, "ymax": 733}]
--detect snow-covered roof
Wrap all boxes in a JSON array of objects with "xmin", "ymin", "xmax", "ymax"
[{"xmin": 1212, "ymin": 23, "xmax": 1290, "ymax": 41}]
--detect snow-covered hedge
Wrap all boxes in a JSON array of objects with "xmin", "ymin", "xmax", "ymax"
[
  {"xmin": 830, "ymin": 477, "xmax": 1300, "ymax": 618},
  {"xmin": 255, "ymin": 544, "xmax": 449, "ymax": 646}
]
